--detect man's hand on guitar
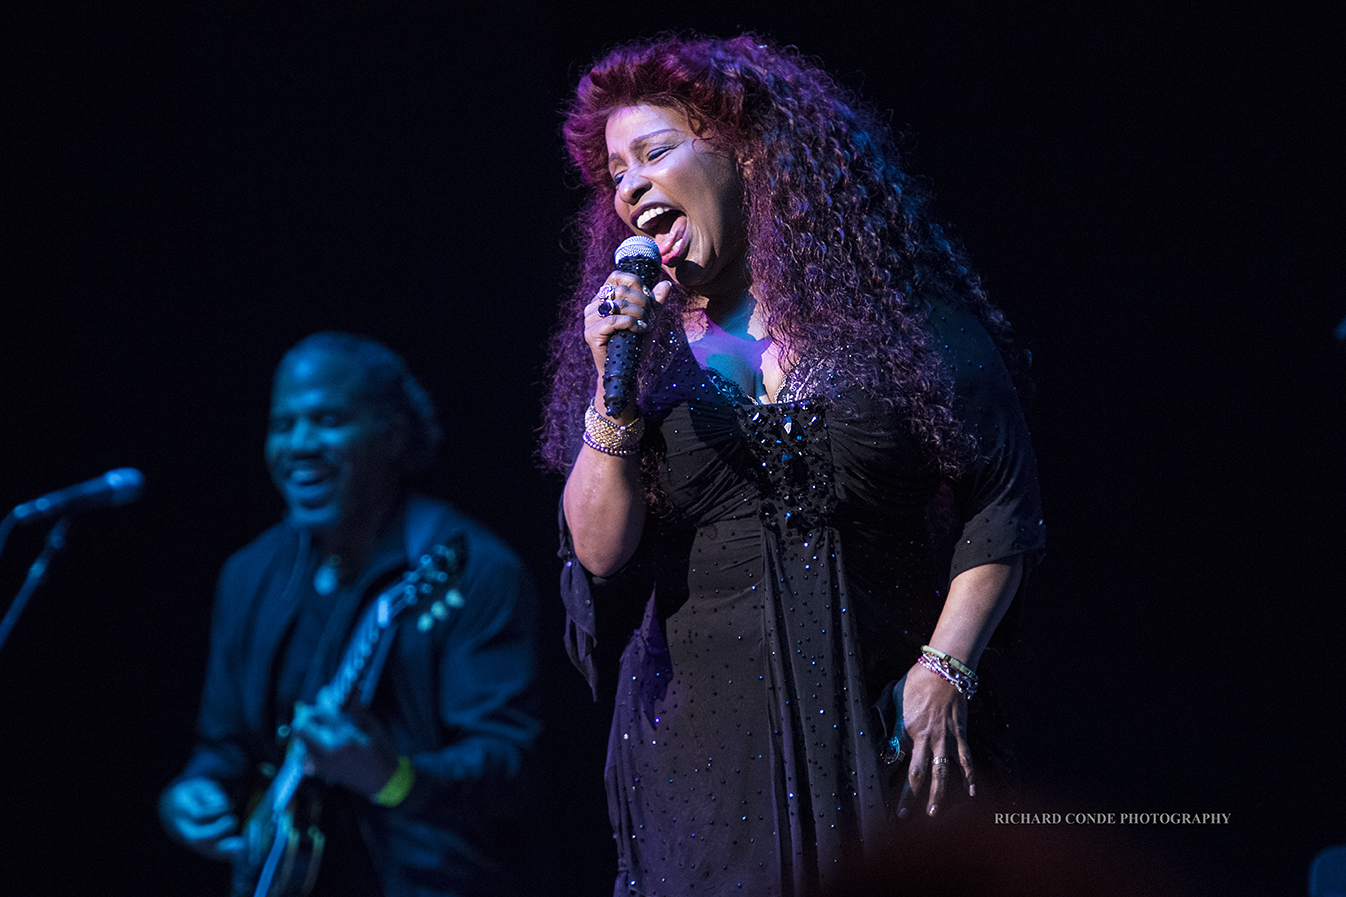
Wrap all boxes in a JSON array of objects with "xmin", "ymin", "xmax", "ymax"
[
  {"xmin": 291, "ymin": 686, "xmax": 401, "ymax": 800},
  {"xmin": 159, "ymin": 777, "xmax": 244, "ymax": 860}
]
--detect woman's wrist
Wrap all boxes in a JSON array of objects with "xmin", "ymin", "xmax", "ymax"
[
  {"xmin": 917, "ymin": 644, "xmax": 979, "ymax": 698},
  {"xmin": 584, "ymin": 400, "xmax": 644, "ymax": 457}
]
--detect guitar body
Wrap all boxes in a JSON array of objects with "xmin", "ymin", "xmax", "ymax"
[
  {"xmin": 227, "ymin": 535, "xmax": 467, "ymax": 897},
  {"xmin": 230, "ymin": 754, "xmax": 325, "ymax": 897}
]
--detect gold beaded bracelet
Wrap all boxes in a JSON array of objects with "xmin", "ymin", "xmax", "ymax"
[{"xmin": 584, "ymin": 401, "xmax": 644, "ymax": 457}]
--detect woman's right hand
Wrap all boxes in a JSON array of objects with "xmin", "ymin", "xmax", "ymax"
[
  {"xmin": 566, "ymin": 270, "xmax": 665, "ymax": 574},
  {"xmin": 584, "ymin": 271, "xmax": 670, "ymax": 398},
  {"xmin": 159, "ymin": 776, "xmax": 244, "ymax": 860}
]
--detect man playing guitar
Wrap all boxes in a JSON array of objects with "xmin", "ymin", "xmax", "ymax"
[{"xmin": 160, "ymin": 333, "xmax": 542, "ymax": 897}]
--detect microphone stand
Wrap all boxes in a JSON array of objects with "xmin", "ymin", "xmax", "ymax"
[{"xmin": 0, "ymin": 515, "xmax": 71, "ymax": 658}]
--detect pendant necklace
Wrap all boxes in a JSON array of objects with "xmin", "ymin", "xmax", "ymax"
[{"xmin": 313, "ymin": 554, "xmax": 342, "ymax": 596}]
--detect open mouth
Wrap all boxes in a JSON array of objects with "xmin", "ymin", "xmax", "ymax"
[
  {"xmin": 283, "ymin": 466, "xmax": 338, "ymax": 504},
  {"xmin": 635, "ymin": 206, "xmax": 688, "ymax": 264},
  {"xmin": 636, "ymin": 205, "xmax": 678, "ymax": 232}
]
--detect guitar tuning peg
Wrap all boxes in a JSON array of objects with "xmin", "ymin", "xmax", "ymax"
[
  {"xmin": 430, "ymin": 601, "xmax": 449, "ymax": 620},
  {"xmin": 445, "ymin": 588, "xmax": 464, "ymax": 608},
  {"xmin": 418, "ymin": 582, "xmax": 434, "ymax": 594},
  {"xmin": 417, "ymin": 613, "xmax": 434, "ymax": 632}
]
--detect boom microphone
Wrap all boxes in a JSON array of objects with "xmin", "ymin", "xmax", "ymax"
[
  {"xmin": 603, "ymin": 235, "xmax": 662, "ymax": 418},
  {"xmin": 11, "ymin": 468, "xmax": 145, "ymax": 523}
]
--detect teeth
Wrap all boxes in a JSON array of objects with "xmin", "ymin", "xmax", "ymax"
[{"xmin": 637, "ymin": 206, "xmax": 672, "ymax": 230}]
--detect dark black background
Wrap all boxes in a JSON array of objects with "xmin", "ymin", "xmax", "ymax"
[{"xmin": 2, "ymin": 4, "xmax": 1342, "ymax": 895}]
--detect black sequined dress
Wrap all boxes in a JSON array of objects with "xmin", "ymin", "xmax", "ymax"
[{"xmin": 560, "ymin": 300, "xmax": 1045, "ymax": 897}]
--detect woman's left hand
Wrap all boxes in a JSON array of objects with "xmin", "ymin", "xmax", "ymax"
[
  {"xmin": 896, "ymin": 662, "xmax": 973, "ymax": 818},
  {"xmin": 893, "ymin": 559, "xmax": 1022, "ymax": 819}
]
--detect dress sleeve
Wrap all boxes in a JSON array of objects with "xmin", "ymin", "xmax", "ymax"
[
  {"xmin": 558, "ymin": 500, "xmax": 599, "ymax": 696},
  {"xmin": 926, "ymin": 301, "xmax": 1047, "ymax": 580},
  {"xmin": 557, "ymin": 499, "xmax": 655, "ymax": 700}
]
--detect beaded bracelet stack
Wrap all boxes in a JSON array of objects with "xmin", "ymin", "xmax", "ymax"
[
  {"xmin": 918, "ymin": 644, "xmax": 979, "ymax": 699},
  {"xmin": 583, "ymin": 401, "xmax": 644, "ymax": 457}
]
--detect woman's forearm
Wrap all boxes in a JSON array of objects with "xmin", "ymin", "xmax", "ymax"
[
  {"xmin": 563, "ymin": 426, "xmax": 647, "ymax": 577},
  {"xmin": 925, "ymin": 557, "xmax": 1023, "ymax": 669}
]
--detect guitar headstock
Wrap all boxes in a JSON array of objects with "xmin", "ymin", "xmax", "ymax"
[
  {"xmin": 324, "ymin": 533, "xmax": 470, "ymax": 714},
  {"xmin": 382, "ymin": 532, "xmax": 468, "ymax": 633}
]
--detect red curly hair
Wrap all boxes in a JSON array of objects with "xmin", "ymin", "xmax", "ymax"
[{"xmin": 540, "ymin": 33, "xmax": 1023, "ymax": 474}]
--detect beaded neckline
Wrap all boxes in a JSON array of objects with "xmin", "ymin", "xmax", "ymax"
[{"xmin": 700, "ymin": 354, "xmax": 831, "ymax": 407}]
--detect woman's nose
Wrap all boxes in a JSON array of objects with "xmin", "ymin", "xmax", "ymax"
[{"xmin": 616, "ymin": 167, "xmax": 650, "ymax": 205}]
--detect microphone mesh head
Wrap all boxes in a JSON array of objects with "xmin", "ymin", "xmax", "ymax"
[
  {"xmin": 615, "ymin": 235, "xmax": 659, "ymax": 264},
  {"xmin": 106, "ymin": 467, "xmax": 145, "ymax": 504}
]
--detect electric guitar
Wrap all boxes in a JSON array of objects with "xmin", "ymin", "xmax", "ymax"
[{"xmin": 230, "ymin": 535, "xmax": 468, "ymax": 897}]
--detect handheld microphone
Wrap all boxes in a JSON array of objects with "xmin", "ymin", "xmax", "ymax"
[
  {"xmin": 11, "ymin": 468, "xmax": 145, "ymax": 523},
  {"xmin": 603, "ymin": 235, "xmax": 662, "ymax": 418}
]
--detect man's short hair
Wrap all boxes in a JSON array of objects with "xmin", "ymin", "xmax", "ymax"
[{"xmin": 280, "ymin": 332, "xmax": 443, "ymax": 476}]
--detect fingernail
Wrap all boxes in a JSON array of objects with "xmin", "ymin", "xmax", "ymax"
[
  {"xmin": 898, "ymin": 807, "xmax": 908, "ymax": 820},
  {"xmin": 927, "ymin": 805, "xmax": 937, "ymax": 816}
]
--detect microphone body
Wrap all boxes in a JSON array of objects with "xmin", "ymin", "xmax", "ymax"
[
  {"xmin": 11, "ymin": 468, "xmax": 145, "ymax": 523},
  {"xmin": 603, "ymin": 236, "xmax": 662, "ymax": 419}
]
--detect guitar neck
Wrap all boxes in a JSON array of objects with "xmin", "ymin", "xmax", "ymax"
[
  {"xmin": 258, "ymin": 538, "xmax": 464, "ymax": 816},
  {"xmin": 325, "ymin": 594, "xmax": 392, "ymax": 710},
  {"xmin": 265, "ymin": 740, "xmax": 308, "ymax": 822},
  {"xmin": 235, "ymin": 537, "xmax": 466, "ymax": 897},
  {"xmin": 260, "ymin": 592, "xmax": 396, "ymax": 821}
]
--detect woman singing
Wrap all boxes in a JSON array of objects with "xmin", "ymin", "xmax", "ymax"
[{"xmin": 540, "ymin": 34, "xmax": 1046, "ymax": 897}]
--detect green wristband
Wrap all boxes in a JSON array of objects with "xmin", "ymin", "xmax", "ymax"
[{"xmin": 373, "ymin": 756, "xmax": 415, "ymax": 807}]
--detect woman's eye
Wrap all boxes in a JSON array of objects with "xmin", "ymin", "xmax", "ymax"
[
  {"xmin": 647, "ymin": 147, "xmax": 668, "ymax": 161},
  {"xmin": 611, "ymin": 170, "xmax": 624, "ymax": 186}
]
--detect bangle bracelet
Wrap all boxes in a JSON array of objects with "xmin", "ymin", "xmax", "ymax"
[
  {"xmin": 921, "ymin": 644, "xmax": 977, "ymax": 680},
  {"xmin": 584, "ymin": 401, "xmax": 644, "ymax": 456},
  {"xmin": 918, "ymin": 646, "xmax": 979, "ymax": 699},
  {"xmin": 583, "ymin": 429, "xmax": 639, "ymax": 457},
  {"xmin": 373, "ymin": 756, "xmax": 415, "ymax": 807}
]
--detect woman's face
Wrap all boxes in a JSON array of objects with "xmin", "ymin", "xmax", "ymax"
[{"xmin": 605, "ymin": 104, "xmax": 747, "ymax": 297}]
